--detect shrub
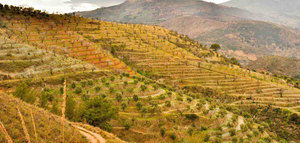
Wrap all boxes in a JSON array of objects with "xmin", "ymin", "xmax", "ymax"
[
  {"xmin": 185, "ymin": 114, "xmax": 199, "ymax": 121},
  {"xmin": 187, "ymin": 127, "xmax": 194, "ymax": 136},
  {"xmin": 121, "ymin": 102, "xmax": 127, "ymax": 111},
  {"xmin": 116, "ymin": 94, "xmax": 122, "ymax": 102},
  {"xmin": 200, "ymin": 126, "xmax": 207, "ymax": 131},
  {"xmin": 74, "ymin": 87, "xmax": 82, "ymax": 94},
  {"xmin": 83, "ymin": 96, "xmax": 118, "ymax": 131},
  {"xmin": 196, "ymin": 103, "xmax": 203, "ymax": 110},
  {"xmin": 229, "ymin": 129, "xmax": 236, "ymax": 136},
  {"xmin": 133, "ymin": 94, "xmax": 139, "ymax": 102},
  {"xmin": 204, "ymin": 134, "xmax": 210, "ymax": 142},
  {"xmin": 87, "ymin": 80, "xmax": 93, "ymax": 86},
  {"xmin": 81, "ymin": 81, "xmax": 86, "ymax": 87},
  {"xmin": 95, "ymin": 86, "xmax": 101, "ymax": 92},
  {"xmin": 81, "ymin": 94, "xmax": 90, "ymax": 101},
  {"xmin": 187, "ymin": 97, "xmax": 192, "ymax": 102},
  {"xmin": 289, "ymin": 113, "xmax": 299, "ymax": 123},
  {"xmin": 71, "ymin": 82, "xmax": 76, "ymax": 89},
  {"xmin": 210, "ymin": 43, "xmax": 221, "ymax": 52},
  {"xmin": 140, "ymin": 84, "xmax": 147, "ymax": 91},
  {"xmin": 165, "ymin": 101, "xmax": 171, "ymax": 107},
  {"xmin": 110, "ymin": 76, "xmax": 115, "ymax": 82},
  {"xmin": 136, "ymin": 102, "xmax": 142, "ymax": 110},
  {"xmin": 169, "ymin": 132, "xmax": 176, "ymax": 140},
  {"xmin": 160, "ymin": 127, "xmax": 166, "ymax": 137},
  {"xmin": 109, "ymin": 87, "xmax": 115, "ymax": 93},
  {"xmin": 13, "ymin": 82, "xmax": 36, "ymax": 104},
  {"xmin": 124, "ymin": 120, "xmax": 131, "ymax": 130},
  {"xmin": 176, "ymin": 95, "xmax": 183, "ymax": 101},
  {"xmin": 66, "ymin": 95, "xmax": 76, "ymax": 120}
]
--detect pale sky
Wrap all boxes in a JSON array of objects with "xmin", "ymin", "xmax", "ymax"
[{"xmin": 0, "ymin": 0, "xmax": 230, "ymax": 13}]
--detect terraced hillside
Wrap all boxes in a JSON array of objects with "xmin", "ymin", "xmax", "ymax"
[
  {"xmin": 0, "ymin": 10, "xmax": 134, "ymax": 75},
  {"xmin": 0, "ymin": 36, "xmax": 98, "ymax": 80},
  {"xmin": 0, "ymin": 5, "xmax": 299, "ymax": 142},
  {"xmin": 0, "ymin": 37, "xmax": 276, "ymax": 142}
]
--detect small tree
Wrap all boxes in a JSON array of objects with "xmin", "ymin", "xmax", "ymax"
[
  {"xmin": 66, "ymin": 95, "xmax": 76, "ymax": 120},
  {"xmin": 13, "ymin": 82, "xmax": 36, "ymax": 104},
  {"xmin": 136, "ymin": 102, "xmax": 142, "ymax": 110},
  {"xmin": 121, "ymin": 102, "xmax": 127, "ymax": 111},
  {"xmin": 160, "ymin": 127, "xmax": 166, "ymax": 137},
  {"xmin": 133, "ymin": 94, "xmax": 139, "ymax": 102},
  {"xmin": 210, "ymin": 43, "xmax": 221, "ymax": 52},
  {"xmin": 124, "ymin": 120, "xmax": 131, "ymax": 130},
  {"xmin": 169, "ymin": 132, "xmax": 176, "ymax": 140},
  {"xmin": 116, "ymin": 94, "xmax": 122, "ymax": 102},
  {"xmin": 83, "ymin": 96, "xmax": 118, "ymax": 131}
]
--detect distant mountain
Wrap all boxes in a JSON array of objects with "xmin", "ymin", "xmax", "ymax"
[
  {"xmin": 223, "ymin": 0, "xmax": 300, "ymax": 29},
  {"xmin": 77, "ymin": 0, "xmax": 300, "ymax": 65},
  {"xmin": 246, "ymin": 56, "xmax": 300, "ymax": 79}
]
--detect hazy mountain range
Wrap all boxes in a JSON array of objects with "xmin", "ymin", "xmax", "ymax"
[{"xmin": 223, "ymin": 0, "xmax": 300, "ymax": 30}]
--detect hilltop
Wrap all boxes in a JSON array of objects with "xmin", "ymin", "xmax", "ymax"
[
  {"xmin": 77, "ymin": 0, "xmax": 300, "ymax": 65},
  {"xmin": 0, "ymin": 4, "xmax": 300, "ymax": 142}
]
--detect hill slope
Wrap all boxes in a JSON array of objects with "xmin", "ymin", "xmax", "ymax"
[
  {"xmin": 246, "ymin": 56, "xmax": 300, "ymax": 79},
  {"xmin": 223, "ymin": 0, "xmax": 300, "ymax": 29},
  {"xmin": 0, "ymin": 92, "xmax": 85, "ymax": 142},
  {"xmin": 1, "ymin": 5, "xmax": 300, "ymax": 142},
  {"xmin": 77, "ymin": 0, "xmax": 300, "ymax": 65}
]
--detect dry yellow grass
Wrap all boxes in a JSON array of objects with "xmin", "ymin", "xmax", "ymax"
[{"xmin": 0, "ymin": 121, "xmax": 13, "ymax": 143}]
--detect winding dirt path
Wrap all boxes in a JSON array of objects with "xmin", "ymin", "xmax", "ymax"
[{"xmin": 74, "ymin": 125, "xmax": 106, "ymax": 143}]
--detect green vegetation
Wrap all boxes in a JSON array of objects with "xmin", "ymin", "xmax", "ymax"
[{"xmin": 0, "ymin": 5, "xmax": 299, "ymax": 143}]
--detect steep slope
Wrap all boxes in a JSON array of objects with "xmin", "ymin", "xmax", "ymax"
[
  {"xmin": 0, "ymin": 92, "xmax": 86, "ymax": 142},
  {"xmin": 1, "ymin": 5, "xmax": 299, "ymax": 142},
  {"xmin": 77, "ymin": 0, "xmax": 300, "ymax": 65},
  {"xmin": 223, "ymin": 0, "xmax": 300, "ymax": 29}
]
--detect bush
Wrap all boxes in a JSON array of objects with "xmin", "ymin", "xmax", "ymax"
[
  {"xmin": 210, "ymin": 43, "xmax": 221, "ymax": 52},
  {"xmin": 66, "ymin": 95, "xmax": 76, "ymax": 120},
  {"xmin": 133, "ymin": 94, "xmax": 139, "ymax": 102},
  {"xmin": 110, "ymin": 76, "xmax": 115, "ymax": 82},
  {"xmin": 169, "ymin": 132, "xmax": 176, "ymax": 140},
  {"xmin": 124, "ymin": 120, "xmax": 131, "ymax": 130},
  {"xmin": 116, "ymin": 94, "xmax": 122, "ymax": 102},
  {"xmin": 95, "ymin": 86, "xmax": 101, "ymax": 92},
  {"xmin": 121, "ymin": 102, "xmax": 127, "ymax": 111},
  {"xmin": 204, "ymin": 134, "xmax": 210, "ymax": 142},
  {"xmin": 13, "ymin": 82, "xmax": 36, "ymax": 104},
  {"xmin": 160, "ymin": 127, "xmax": 166, "ymax": 137},
  {"xmin": 74, "ymin": 87, "xmax": 82, "ymax": 94},
  {"xmin": 185, "ymin": 114, "xmax": 199, "ymax": 121},
  {"xmin": 165, "ymin": 101, "xmax": 171, "ymax": 107},
  {"xmin": 87, "ymin": 80, "xmax": 93, "ymax": 86},
  {"xmin": 187, "ymin": 97, "xmax": 192, "ymax": 102},
  {"xmin": 71, "ymin": 82, "xmax": 76, "ymax": 89},
  {"xmin": 229, "ymin": 129, "xmax": 236, "ymax": 136},
  {"xmin": 187, "ymin": 127, "xmax": 194, "ymax": 136},
  {"xmin": 83, "ymin": 96, "xmax": 118, "ymax": 131},
  {"xmin": 140, "ymin": 84, "xmax": 147, "ymax": 91},
  {"xmin": 136, "ymin": 102, "xmax": 142, "ymax": 110}
]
